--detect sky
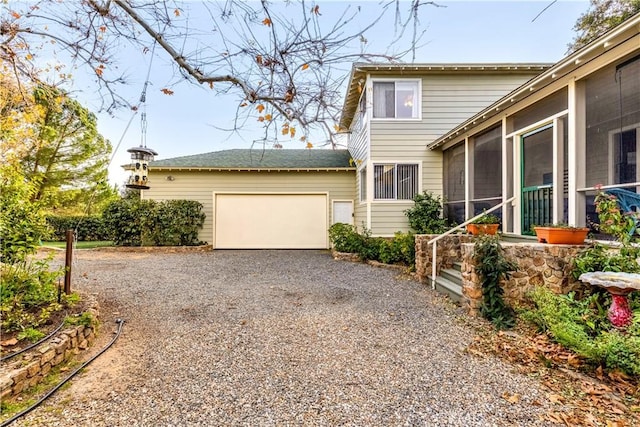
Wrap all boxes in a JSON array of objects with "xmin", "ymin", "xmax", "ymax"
[{"xmin": 63, "ymin": 0, "xmax": 591, "ymax": 185}]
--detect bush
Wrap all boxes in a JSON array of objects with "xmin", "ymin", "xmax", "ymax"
[
  {"xmin": 102, "ymin": 198, "xmax": 153, "ymax": 246},
  {"xmin": 0, "ymin": 165, "xmax": 50, "ymax": 263},
  {"xmin": 0, "ymin": 257, "xmax": 64, "ymax": 332},
  {"xmin": 404, "ymin": 191, "xmax": 448, "ymax": 234},
  {"xmin": 46, "ymin": 215, "xmax": 110, "ymax": 241},
  {"xmin": 103, "ymin": 198, "xmax": 206, "ymax": 246},
  {"xmin": 142, "ymin": 200, "xmax": 206, "ymax": 246},
  {"xmin": 524, "ymin": 287, "xmax": 640, "ymax": 376},
  {"xmin": 379, "ymin": 232, "xmax": 415, "ymax": 266},
  {"xmin": 328, "ymin": 223, "xmax": 365, "ymax": 253}
]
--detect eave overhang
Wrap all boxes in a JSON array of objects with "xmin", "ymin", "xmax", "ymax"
[{"xmin": 427, "ymin": 13, "xmax": 640, "ymax": 150}]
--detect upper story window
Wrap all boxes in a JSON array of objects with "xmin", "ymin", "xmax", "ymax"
[
  {"xmin": 372, "ymin": 80, "xmax": 420, "ymax": 119},
  {"xmin": 373, "ymin": 163, "xmax": 419, "ymax": 200}
]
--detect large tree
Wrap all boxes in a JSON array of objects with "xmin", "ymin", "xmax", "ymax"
[
  {"xmin": 21, "ymin": 84, "xmax": 116, "ymax": 213},
  {"xmin": 1, "ymin": 1, "xmax": 437, "ymax": 146},
  {"xmin": 569, "ymin": 0, "xmax": 640, "ymax": 52}
]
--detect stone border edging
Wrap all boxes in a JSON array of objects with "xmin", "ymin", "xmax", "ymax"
[
  {"xmin": 91, "ymin": 244, "xmax": 213, "ymax": 253},
  {"xmin": 0, "ymin": 295, "xmax": 100, "ymax": 399}
]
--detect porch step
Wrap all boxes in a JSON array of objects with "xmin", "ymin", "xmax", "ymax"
[
  {"xmin": 452, "ymin": 261, "xmax": 463, "ymax": 272},
  {"xmin": 431, "ymin": 267, "xmax": 463, "ymax": 304},
  {"xmin": 501, "ymin": 233, "xmax": 538, "ymax": 243}
]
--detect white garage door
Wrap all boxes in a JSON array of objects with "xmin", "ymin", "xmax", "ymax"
[{"xmin": 214, "ymin": 194, "xmax": 328, "ymax": 249}]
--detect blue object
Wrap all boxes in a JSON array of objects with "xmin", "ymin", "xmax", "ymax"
[{"xmin": 604, "ymin": 188, "xmax": 640, "ymax": 237}]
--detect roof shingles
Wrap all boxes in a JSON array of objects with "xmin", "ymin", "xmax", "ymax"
[{"xmin": 149, "ymin": 149, "xmax": 353, "ymax": 169}]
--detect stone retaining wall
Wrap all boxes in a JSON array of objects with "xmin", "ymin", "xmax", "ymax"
[
  {"xmin": 0, "ymin": 299, "xmax": 99, "ymax": 399},
  {"xmin": 461, "ymin": 242, "xmax": 587, "ymax": 314},
  {"xmin": 415, "ymin": 234, "xmax": 475, "ymax": 283}
]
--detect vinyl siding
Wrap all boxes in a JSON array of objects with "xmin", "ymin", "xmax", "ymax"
[
  {"xmin": 365, "ymin": 73, "xmax": 538, "ymax": 235},
  {"xmin": 348, "ymin": 100, "xmax": 369, "ymax": 163},
  {"xmin": 142, "ymin": 170, "xmax": 355, "ymax": 245},
  {"xmin": 370, "ymin": 202, "xmax": 415, "ymax": 236}
]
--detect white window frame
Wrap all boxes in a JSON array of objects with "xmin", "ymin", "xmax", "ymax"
[
  {"xmin": 372, "ymin": 162, "xmax": 421, "ymax": 201},
  {"xmin": 608, "ymin": 123, "xmax": 640, "ymax": 189},
  {"xmin": 371, "ymin": 78, "xmax": 421, "ymax": 120}
]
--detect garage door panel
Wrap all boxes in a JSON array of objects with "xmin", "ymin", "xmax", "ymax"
[{"xmin": 215, "ymin": 194, "xmax": 327, "ymax": 249}]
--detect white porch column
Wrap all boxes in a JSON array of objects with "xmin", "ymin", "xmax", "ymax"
[
  {"xmin": 552, "ymin": 117, "xmax": 565, "ymax": 223},
  {"xmin": 501, "ymin": 118, "xmax": 512, "ymax": 232},
  {"xmin": 568, "ymin": 80, "xmax": 586, "ymax": 226},
  {"xmin": 464, "ymin": 136, "xmax": 472, "ymax": 220}
]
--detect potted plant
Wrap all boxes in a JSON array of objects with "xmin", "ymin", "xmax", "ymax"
[
  {"xmin": 466, "ymin": 212, "xmax": 500, "ymax": 236},
  {"xmin": 533, "ymin": 223, "xmax": 589, "ymax": 245}
]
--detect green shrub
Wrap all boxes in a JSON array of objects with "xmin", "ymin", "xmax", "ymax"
[
  {"xmin": 46, "ymin": 215, "xmax": 110, "ymax": 241},
  {"xmin": 0, "ymin": 165, "xmax": 51, "ymax": 263},
  {"xmin": 142, "ymin": 200, "xmax": 206, "ymax": 246},
  {"xmin": 0, "ymin": 257, "xmax": 63, "ymax": 332},
  {"xmin": 379, "ymin": 232, "xmax": 415, "ymax": 266},
  {"xmin": 103, "ymin": 199, "xmax": 206, "ymax": 246},
  {"xmin": 404, "ymin": 191, "xmax": 448, "ymax": 234},
  {"xmin": 328, "ymin": 223, "xmax": 365, "ymax": 253},
  {"xmin": 524, "ymin": 287, "xmax": 640, "ymax": 376},
  {"xmin": 572, "ymin": 243, "xmax": 640, "ymax": 280}
]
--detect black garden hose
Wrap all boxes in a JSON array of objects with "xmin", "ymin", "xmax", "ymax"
[
  {"xmin": 0, "ymin": 319, "xmax": 125, "ymax": 427},
  {"xmin": 1, "ymin": 319, "xmax": 67, "ymax": 363}
]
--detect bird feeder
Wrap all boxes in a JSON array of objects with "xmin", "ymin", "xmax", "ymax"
[{"xmin": 126, "ymin": 146, "xmax": 158, "ymax": 190}]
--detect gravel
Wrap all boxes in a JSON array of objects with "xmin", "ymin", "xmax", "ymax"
[{"xmin": 13, "ymin": 249, "xmax": 556, "ymax": 426}]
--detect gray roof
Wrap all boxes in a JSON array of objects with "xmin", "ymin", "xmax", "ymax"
[{"xmin": 149, "ymin": 149, "xmax": 354, "ymax": 170}]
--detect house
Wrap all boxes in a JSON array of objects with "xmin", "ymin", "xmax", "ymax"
[
  {"xmin": 143, "ymin": 149, "xmax": 355, "ymax": 249},
  {"xmin": 141, "ymin": 13, "xmax": 640, "ymax": 250},
  {"xmin": 426, "ymin": 13, "xmax": 640, "ymax": 234},
  {"xmin": 338, "ymin": 63, "xmax": 549, "ymax": 236}
]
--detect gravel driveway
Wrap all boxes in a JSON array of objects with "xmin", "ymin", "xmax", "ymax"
[{"xmin": 15, "ymin": 249, "xmax": 556, "ymax": 426}]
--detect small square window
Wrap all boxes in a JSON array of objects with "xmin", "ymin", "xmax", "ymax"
[
  {"xmin": 373, "ymin": 163, "xmax": 419, "ymax": 200},
  {"xmin": 372, "ymin": 81, "xmax": 419, "ymax": 119}
]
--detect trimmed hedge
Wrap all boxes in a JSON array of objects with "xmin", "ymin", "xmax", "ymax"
[
  {"xmin": 46, "ymin": 215, "xmax": 110, "ymax": 241},
  {"xmin": 102, "ymin": 199, "xmax": 206, "ymax": 246}
]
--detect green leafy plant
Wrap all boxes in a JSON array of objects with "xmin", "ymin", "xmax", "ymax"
[
  {"xmin": 404, "ymin": 191, "xmax": 448, "ymax": 234},
  {"xmin": 473, "ymin": 235, "xmax": 516, "ymax": 329},
  {"xmin": 64, "ymin": 312, "xmax": 95, "ymax": 327},
  {"xmin": 572, "ymin": 243, "xmax": 640, "ymax": 280},
  {"xmin": 594, "ymin": 190, "xmax": 637, "ymax": 244},
  {"xmin": 17, "ymin": 327, "xmax": 46, "ymax": 342},
  {"xmin": 0, "ymin": 256, "xmax": 63, "ymax": 332},
  {"xmin": 328, "ymin": 223, "xmax": 365, "ymax": 253},
  {"xmin": 379, "ymin": 232, "xmax": 415, "ymax": 267},
  {"xmin": 524, "ymin": 287, "xmax": 640, "ymax": 376},
  {"xmin": 472, "ymin": 212, "xmax": 500, "ymax": 224},
  {"xmin": 46, "ymin": 215, "xmax": 110, "ymax": 241}
]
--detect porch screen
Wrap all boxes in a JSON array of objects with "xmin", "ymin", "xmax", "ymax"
[
  {"xmin": 584, "ymin": 57, "xmax": 640, "ymax": 225},
  {"xmin": 472, "ymin": 126, "xmax": 502, "ymax": 215},
  {"xmin": 444, "ymin": 143, "xmax": 465, "ymax": 223}
]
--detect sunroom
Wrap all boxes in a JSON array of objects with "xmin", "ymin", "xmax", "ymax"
[{"xmin": 430, "ymin": 14, "xmax": 640, "ymax": 237}]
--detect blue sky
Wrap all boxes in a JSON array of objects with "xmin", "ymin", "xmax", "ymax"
[{"xmin": 69, "ymin": 0, "xmax": 591, "ymax": 185}]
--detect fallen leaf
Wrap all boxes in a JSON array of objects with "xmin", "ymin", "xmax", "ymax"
[
  {"xmin": 548, "ymin": 393, "xmax": 565, "ymax": 404},
  {"xmin": 1, "ymin": 338, "xmax": 18, "ymax": 346},
  {"xmin": 502, "ymin": 392, "xmax": 521, "ymax": 404}
]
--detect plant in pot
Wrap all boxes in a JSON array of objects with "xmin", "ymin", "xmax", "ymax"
[
  {"xmin": 466, "ymin": 212, "xmax": 500, "ymax": 236},
  {"xmin": 533, "ymin": 223, "xmax": 590, "ymax": 245}
]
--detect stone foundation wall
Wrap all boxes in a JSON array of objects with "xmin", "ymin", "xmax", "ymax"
[
  {"xmin": 0, "ymin": 302, "xmax": 99, "ymax": 399},
  {"xmin": 461, "ymin": 242, "xmax": 587, "ymax": 314},
  {"xmin": 415, "ymin": 234, "xmax": 475, "ymax": 283}
]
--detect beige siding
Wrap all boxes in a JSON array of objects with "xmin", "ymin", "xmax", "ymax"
[
  {"xmin": 366, "ymin": 73, "xmax": 538, "ymax": 236},
  {"xmin": 348, "ymin": 100, "xmax": 369, "ymax": 163},
  {"xmin": 370, "ymin": 202, "xmax": 415, "ymax": 236},
  {"xmin": 354, "ymin": 167, "xmax": 368, "ymax": 230},
  {"xmin": 142, "ymin": 170, "xmax": 355, "ymax": 245}
]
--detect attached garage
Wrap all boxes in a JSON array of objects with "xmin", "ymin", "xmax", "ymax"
[
  {"xmin": 214, "ymin": 193, "xmax": 328, "ymax": 249},
  {"xmin": 143, "ymin": 149, "xmax": 356, "ymax": 249}
]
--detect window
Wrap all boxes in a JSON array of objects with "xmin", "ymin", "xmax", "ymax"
[
  {"xmin": 372, "ymin": 81, "xmax": 419, "ymax": 119},
  {"xmin": 360, "ymin": 168, "xmax": 367, "ymax": 202},
  {"xmin": 374, "ymin": 164, "xmax": 418, "ymax": 200}
]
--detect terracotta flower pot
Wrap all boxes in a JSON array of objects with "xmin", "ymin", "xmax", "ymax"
[
  {"xmin": 466, "ymin": 223, "xmax": 500, "ymax": 236},
  {"xmin": 533, "ymin": 226, "xmax": 589, "ymax": 244}
]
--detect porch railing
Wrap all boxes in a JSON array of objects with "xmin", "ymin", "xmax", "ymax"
[{"xmin": 426, "ymin": 197, "xmax": 516, "ymax": 289}]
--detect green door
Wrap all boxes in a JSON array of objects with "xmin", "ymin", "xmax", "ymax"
[{"xmin": 521, "ymin": 125, "xmax": 554, "ymax": 234}]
